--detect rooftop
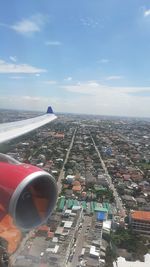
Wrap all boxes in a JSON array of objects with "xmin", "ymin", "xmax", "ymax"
[
  {"xmin": 113, "ymin": 255, "xmax": 150, "ymax": 267},
  {"xmin": 131, "ymin": 211, "xmax": 150, "ymax": 221}
]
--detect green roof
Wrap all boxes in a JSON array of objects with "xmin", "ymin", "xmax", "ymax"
[
  {"xmin": 94, "ymin": 186, "xmax": 107, "ymax": 191},
  {"xmin": 94, "ymin": 207, "xmax": 108, "ymax": 212},
  {"xmin": 59, "ymin": 197, "xmax": 65, "ymax": 210},
  {"xmin": 81, "ymin": 201, "xmax": 87, "ymax": 210},
  {"xmin": 103, "ymin": 202, "xmax": 111, "ymax": 212},
  {"xmin": 73, "ymin": 199, "xmax": 79, "ymax": 206},
  {"xmin": 66, "ymin": 199, "xmax": 73, "ymax": 209}
]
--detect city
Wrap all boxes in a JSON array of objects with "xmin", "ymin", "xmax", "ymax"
[
  {"xmin": 0, "ymin": 109, "xmax": 150, "ymax": 267},
  {"xmin": 1, "ymin": 1, "xmax": 150, "ymax": 267}
]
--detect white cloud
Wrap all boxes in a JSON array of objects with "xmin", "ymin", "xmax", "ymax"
[
  {"xmin": 10, "ymin": 14, "xmax": 48, "ymax": 36},
  {"xmin": 100, "ymin": 59, "xmax": 109, "ymax": 64},
  {"xmin": 62, "ymin": 81, "xmax": 104, "ymax": 95},
  {"xmin": 45, "ymin": 41, "xmax": 62, "ymax": 46},
  {"xmin": 64, "ymin": 77, "xmax": 72, "ymax": 82},
  {"xmin": 22, "ymin": 96, "xmax": 41, "ymax": 101},
  {"xmin": 63, "ymin": 81, "xmax": 150, "ymax": 95},
  {"xmin": 0, "ymin": 95, "xmax": 60, "ymax": 113},
  {"xmin": 144, "ymin": 9, "xmax": 150, "ymax": 17},
  {"xmin": 0, "ymin": 59, "xmax": 46, "ymax": 73},
  {"xmin": 88, "ymin": 81, "xmax": 99, "ymax": 87},
  {"xmin": 60, "ymin": 81, "xmax": 150, "ymax": 117},
  {"xmin": 12, "ymin": 20, "xmax": 39, "ymax": 35},
  {"xmin": 44, "ymin": 80, "xmax": 57, "ymax": 85},
  {"xmin": 106, "ymin": 75, "xmax": 123, "ymax": 80},
  {"xmin": 9, "ymin": 56, "xmax": 17, "ymax": 62}
]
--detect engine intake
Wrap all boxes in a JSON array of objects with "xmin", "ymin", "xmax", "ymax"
[{"xmin": 0, "ymin": 154, "xmax": 57, "ymax": 230}]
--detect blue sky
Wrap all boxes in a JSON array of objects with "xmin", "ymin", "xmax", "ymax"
[{"xmin": 0, "ymin": 0, "xmax": 150, "ymax": 117}]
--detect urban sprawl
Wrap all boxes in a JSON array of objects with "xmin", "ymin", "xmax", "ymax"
[{"xmin": 0, "ymin": 110, "xmax": 150, "ymax": 267}]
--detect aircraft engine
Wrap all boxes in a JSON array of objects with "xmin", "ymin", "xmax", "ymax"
[{"xmin": 0, "ymin": 153, "xmax": 57, "ymax": 230}]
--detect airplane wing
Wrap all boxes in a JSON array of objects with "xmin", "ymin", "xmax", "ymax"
[{"xmin": 0, "ymin": 106, "xmax": 57, "ymax": 144}]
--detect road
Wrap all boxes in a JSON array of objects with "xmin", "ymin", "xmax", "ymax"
[
  {"xmin": 91, "ymin": 135, "xmax": 125, "ymax": 217},
  {"xmin": 57, "ymin": 128, "xmax": 77, "ymax": 195},
  {"xmin": 67, "ymin": 216, "xmax": 92, "ymax": 267}
]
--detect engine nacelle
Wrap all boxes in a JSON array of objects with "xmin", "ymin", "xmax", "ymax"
[{"xmin": 0, "ymin": 154, "xmax": 57, "ymax": 231}]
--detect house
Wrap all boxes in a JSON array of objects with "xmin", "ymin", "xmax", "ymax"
[{"xmin": 72, "ymin": 181, "xmax": 82, "ymax": 192}]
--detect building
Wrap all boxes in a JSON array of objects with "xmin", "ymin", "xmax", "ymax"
[
  {"xmin": 72, "ymin": 180, "xmax": 82, "ymax": 192},
  {"xmin": 65, "ymin": 175, "xmax": 75, "ymax": 184},
  {"xmin": 113, "ymin": 254, "xmax": 150, "ymax": 267},
  {"xmin": 130, "ymin": 211, "xmax": 150, "ymax": 235}
]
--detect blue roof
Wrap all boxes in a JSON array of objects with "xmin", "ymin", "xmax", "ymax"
[{"xmin": 97, "ymin": 212, "xmax": 105, "ymax": 221}]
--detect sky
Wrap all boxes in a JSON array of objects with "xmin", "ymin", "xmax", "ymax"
[{"xmin": 0, "ymin": 0, "xmax": 150, "ymax": 117}]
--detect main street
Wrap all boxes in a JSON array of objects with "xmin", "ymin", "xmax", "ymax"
[
  {"xmin": 67, "ymin": 216, "xmax": 92, "ymax": 267},
  {"xmin": 57, "ymin": 128, "xmax": 77, "ymax": 195},
  {"xmin": 90, "ymin": 135, "xmax": 125, "ymax": 217}
]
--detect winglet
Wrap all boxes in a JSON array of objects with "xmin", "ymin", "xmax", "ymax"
[{"xmin": 47, "ymin": 106, "xmax": 53, "ymax": 114}]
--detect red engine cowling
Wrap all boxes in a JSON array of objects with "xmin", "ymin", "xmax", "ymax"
[{"xmin": 0, "ymin": 154, "xmax": 57, "ymax": 231}]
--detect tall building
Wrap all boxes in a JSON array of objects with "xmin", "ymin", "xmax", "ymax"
[{"xmin": 130, "ymin": 211, "xmax": 150, "ymax": 235}]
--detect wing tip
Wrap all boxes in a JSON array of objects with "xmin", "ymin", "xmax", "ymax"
[{"xmin": 47, "ymin": 106, "xmax": 53, "ymax": 114}]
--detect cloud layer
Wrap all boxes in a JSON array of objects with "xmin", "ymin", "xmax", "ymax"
[
  {"xmin": 0, "ymin": 59, "xmax": 46, "ymax": 73},
  {"xmin": 1, "ymin": 81, "xmax": 149, "ymax": 118},
  {"xmin": 60, "ymin": 81, "xmax": 150, "ymax": 117},
  {"xmin": 0, "ymin": 14, "xmax": 48, "ymax": 36}
]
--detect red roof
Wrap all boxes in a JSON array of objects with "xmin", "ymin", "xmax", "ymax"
[
  {"xmin": 123, "ymin": 174, "xmax": 131, "ymax": 180},
  {"xmin": 47, "ymin": 231, "xmax": 54, "ymax": 238},
  {"xmin": 72, "ymin": 185, "xmax": 81, "ymax": 192},
  {"xmin": 54, "ymin": 133, "xmax": 64, "ymax": 138},
  {"xmin": 37, "ymin": 225, "xmax": 50, "ymax": 231},
  {"xmin": 131, "ymin": 211, "xmax": 150, "ymax": 221},
  {"xmin": 73, "ymin": 181, "xmax": 81, "ymax": 186}
]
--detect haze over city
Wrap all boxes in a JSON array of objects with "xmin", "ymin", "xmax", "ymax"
[{"xmin": 0, "ymin": 0, "xmax": 150, "ymax": 117}]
